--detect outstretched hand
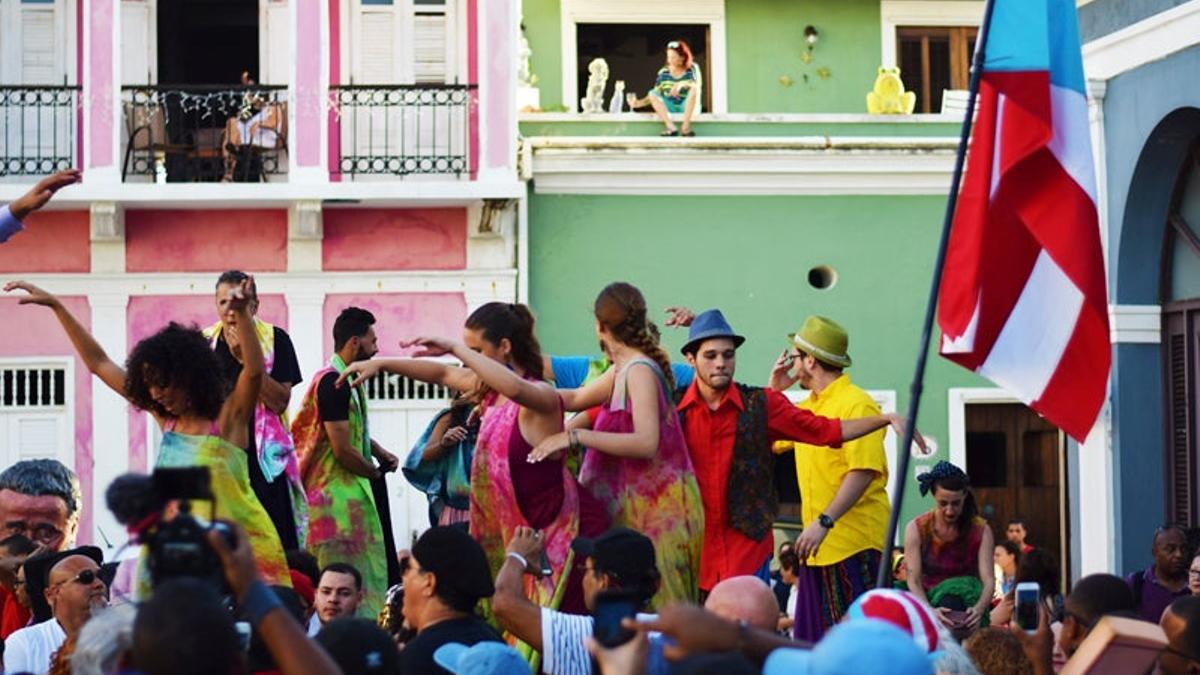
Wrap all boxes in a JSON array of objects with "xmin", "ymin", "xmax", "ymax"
[
  {"xmin": 9, "ymin": 169, "xmax": 81, "ymax": 220},
  {"xmin": 223, "ymin": 277, "xmax": 255, "ymax": 315},
  {"xmin": 335, "ymin": 360, "xmax": 381, "ymax": 388},
  {"xmin": 528, "ymin": 431, "xmax": 569, "ymax": 463},
  {"xmin": 885, "ymin": 413, "xmax": 927, "ymax": 452},
  {"xmin": 663, "ymin": 306, "xmax": 695, "ymax": 328},
  {"xmin": 399, "ymin": 336, "xmax": 457, "ymax": 358},
  {"xmin": 768, "ymin": 349, "xmax": 798, "ymax": 391},
  {"xmin": 4, "ymin": 280, "xmax": 60, "ymax": 308}
]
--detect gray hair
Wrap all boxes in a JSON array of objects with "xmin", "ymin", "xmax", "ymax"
[
  {"xmin": 933, "ymin": 639, "xmax": 982, "ymax": 675},
  {"xmin": 0, "ymin": 459, "xmax": 81, "ymax": 515},
  {"xmin": 70, "ymin": 603, "xmax": 136, "ymax": 675}
]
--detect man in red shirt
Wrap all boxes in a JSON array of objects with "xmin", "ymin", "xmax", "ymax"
[{"xmin": 672, "ymin": 309, "xmax": 907, "ymax": 595}]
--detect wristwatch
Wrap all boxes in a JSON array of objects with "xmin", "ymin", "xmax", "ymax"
[{"xmin": 818, "ymin": 513, "xmax": 835, "ymax": 529}]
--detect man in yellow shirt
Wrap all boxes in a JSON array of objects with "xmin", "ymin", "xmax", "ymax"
[{"xmin": 769, "ymin": 315, "xmax": 891, "ymax": 642}]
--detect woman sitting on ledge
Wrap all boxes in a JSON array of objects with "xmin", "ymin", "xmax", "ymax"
[{"xmin": 626, "ymin": 39, "xmax": 702, "ymax": 137}]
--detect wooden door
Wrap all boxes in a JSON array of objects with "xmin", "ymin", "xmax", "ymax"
[{"xmin": 965, "ymin": 404, "xmax": 1066, "ymax": 568}]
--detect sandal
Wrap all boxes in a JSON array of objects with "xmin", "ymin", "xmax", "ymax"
[
  {"xmin": 661, "ymin": 129, "xmax": 679, "ymax": 137},
  {"xmin": 681, "ymin": 130, "xmax": 695, "ymax": 137}
]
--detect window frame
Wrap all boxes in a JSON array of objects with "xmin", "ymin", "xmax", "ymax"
[{"xmin": 896, "ymin": 25, "xmax": 976, "ymax": 114}]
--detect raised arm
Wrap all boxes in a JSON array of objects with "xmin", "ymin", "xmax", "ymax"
[
  {"xmin": 337, "ymin": 357, "xmax": 477, "ymax": 394},
  {"xmin": 437, "ymin": 339, "xmax": 560, "ymax": 414},
  {"xmin": 4, "ymin": 281, "xmax": 128, "ymax": 399},
  {"xmin": 219, "ymin": 279, "xmax": 263, "ymax": 446},
  {"xmin": 558, "ymin": 368, "xmax": 616, "ymax": 412},
  {"xmin": 491, "ymin": 527, "xmax": 547, "ymax": 651},
  {"xmin": 529, "ymin": 365, "xmax": 658, "ymax": 462}
]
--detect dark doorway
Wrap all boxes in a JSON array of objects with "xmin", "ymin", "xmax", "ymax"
[
  {"xmin": 966, "ymin": 403, "xmax": 1068, "ymax": 585},
  {"xmin": 158, "ymin": 0, "xmax": 259, "ymax": 85},
  {"xmin": 576, "ymin": 23, "xmax": 711, "ymax": 113}
]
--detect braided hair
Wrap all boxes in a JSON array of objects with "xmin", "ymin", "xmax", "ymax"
[{"xmin": 593, "ymin": 282, "xmax": 675, "ymax": 391}]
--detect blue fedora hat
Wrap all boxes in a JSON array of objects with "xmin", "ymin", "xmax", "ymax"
[{"xmin": 681, "ymin": 309, "xmax": 746, "ymax": 355}]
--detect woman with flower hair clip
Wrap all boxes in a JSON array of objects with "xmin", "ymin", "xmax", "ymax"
[
  {"xmin": 903, "ymin": 461, "xmax": 995, "ymax": 637},
  {"xmin": 626, "ymin": 39, "xmax": 703, "ymax": 137}
]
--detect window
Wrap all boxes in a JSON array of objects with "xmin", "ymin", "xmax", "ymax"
[
  {"xmin": 0, "ymin": 362, "xmax": 72, "ymax": 469},
  {"xmin": 575, "ymin": 23, "xmax": 711, "ymax": 114},
  {"xmin": 896, "ymin": 26, "xmax": 975, "ymax": 113},
  {"xmin": 348, "ymin": 0, "xmax": 458, "ymax": 85}
]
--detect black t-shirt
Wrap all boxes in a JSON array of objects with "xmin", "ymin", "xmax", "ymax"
[
  {"xmin": 213, "ymin": 325, "xmax": 303, "ymax": 453},
  {"xmin": 316, "ymin": 371, "xmax": 351, "ymax": 421},
  {"xmin": 399, "ymin": 616, "xmax": 502, "ymax": 675}
]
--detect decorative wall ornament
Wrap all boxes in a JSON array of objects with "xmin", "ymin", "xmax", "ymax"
[{"xmin": 866, "ymin": 67, "xmax": 916, "ymax": 114}]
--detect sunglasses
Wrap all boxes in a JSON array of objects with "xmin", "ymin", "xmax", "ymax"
[{"xmin": 52, "ymin": 569, "xmax": 99, "ymax": 589}]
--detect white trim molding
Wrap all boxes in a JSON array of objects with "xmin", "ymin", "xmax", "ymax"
[
  {"xmin": 785, "ymin": 389, "xmax": 900, "ymax": 501},
  {"xmin": 559, "ymin": 0, "xmax": 727, "ymax": 113},
  {"xmin": 946, "ymin": 387, "xmax": 1018, "ymax": 472},
  {"xmin": 1109, "ymin": 303, "xmax": 1161, "ymax": 344},
  {"xmin": 526, "ymin": 135, "xmax": 959, "ymax": 195},
  {"xmin": 1082, "ymin": 0, "xmax": 1200, "ymax": 81},
  {"xmin": 880, "ymin": 1, "xmax": 986, "ymax": 69}
]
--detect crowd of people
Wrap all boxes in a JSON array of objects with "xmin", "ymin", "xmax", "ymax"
[{"xmin": 0, "ymin": 174, "xmax": 1198, "ymax": 675}]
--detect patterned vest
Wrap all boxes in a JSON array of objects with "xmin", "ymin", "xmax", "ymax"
[{"xmin": 676, "ymin": 383, "xmax": 774, "ymax": 541}]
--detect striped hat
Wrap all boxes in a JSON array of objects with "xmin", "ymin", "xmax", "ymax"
[{"xmin": 845, "ymin": 589, "xmax": 942, "ymax": 654}]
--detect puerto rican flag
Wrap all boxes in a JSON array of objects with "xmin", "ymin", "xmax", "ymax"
[{"xmin": 937, "ymin": 0, "xmax": 1110, "ymax": 442}]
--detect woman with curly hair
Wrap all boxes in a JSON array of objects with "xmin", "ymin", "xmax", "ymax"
[
  {"xmin": 530, "ymin": 282, "xmax": 705, "ymax": 606},
  {"xmin": 3, "ymin": 280, "xmax": 289, "ymax": 589},
  {"xmin": 903, "ymin": 461, "xmax": 994, "ymax": 637}
]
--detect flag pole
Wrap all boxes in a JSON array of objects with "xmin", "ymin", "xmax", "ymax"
[{"xmin": 876, "ymin": 0, "xmax": 1001, "ymax": 590}]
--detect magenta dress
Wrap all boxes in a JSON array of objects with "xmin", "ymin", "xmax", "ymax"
[{"xmin": 581, "ymin": 358, "xmax": 704, "ymax": 606}]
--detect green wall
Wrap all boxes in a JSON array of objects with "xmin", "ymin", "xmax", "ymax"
[
  {"xmin": 520, "ymin": 0, "xmax": 886, "ymax": 113},
  {"xmin": 527, "ymin": 192, "xmax": 989, "ymax": 529}
]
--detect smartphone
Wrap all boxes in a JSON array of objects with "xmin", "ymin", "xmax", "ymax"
[
  {"xmin": 1015, "ymin": 581, "xmax": 1040, "ymax": 632},
  {"xmin": 235, "ymin": 621, "xmax": 252, "ymax": 652},
  {"xmin": 592, "ymin": 589, "xmax": 641, "ymax": 648},
  {"xmin": 538, "ymin": 550, "xmax": 553, "ymax": 578}
]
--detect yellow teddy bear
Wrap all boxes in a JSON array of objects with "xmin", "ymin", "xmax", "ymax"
[{"xmin": 867, "ymin": 67, "xmax": 916, "ymax": 114}]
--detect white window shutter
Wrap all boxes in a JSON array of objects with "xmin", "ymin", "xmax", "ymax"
[
  {"xmin": 359, "ymin": 8, "xmax": 396, "ymax": 83},
  {"xmin": 413, "ymin": 13, "xmax": 447, "ymax": 84},
  {"xmin": 16, "ymin": 416, "xmax": 60, "ymax": 460},
  {"xmin": 21, "ymin": 7, "xmax": 58, "ymax": 84}
]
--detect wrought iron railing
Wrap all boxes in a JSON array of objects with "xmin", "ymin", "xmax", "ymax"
[
  {"xmin": 329, "ymin": 84, "xmax": 475, "ymax": 179},
  {"xmin": 121, "ymin": 85, "xmax": 288, "ymax": 182},
  {"xmin": 0, "ymin": 86, "xmax": 80, "ymax": 177}
]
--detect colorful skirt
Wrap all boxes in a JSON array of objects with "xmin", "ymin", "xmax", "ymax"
[{"xmin": 792, "ymin": 549, "xmax": 881, "ymax": 642}]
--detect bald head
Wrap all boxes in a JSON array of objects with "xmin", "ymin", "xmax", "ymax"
[{"xmin": 704, "ymin": 576, "xmax": 778, "ymax": 631}]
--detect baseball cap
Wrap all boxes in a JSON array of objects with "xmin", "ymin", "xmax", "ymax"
[
  {"xmin": 411, "ymin": 526, "xmax": 494, "ymax": 600},
  {"xmin": 571, "ymin": 528, "xmax": 659, "ymax": 591},
  {"xmin": 845, "ymin": 589, "xmax": 942, "ymax": 654},
  {"xmin": 434, "ymin": 641, "xmax": 529, "ymax": 674},
  {"xmin": 763, "ymin": 620, "xmax": 933, "ymax": 675},
  {"xmin": 314, "ymin": 618, "xmax": 399, "ymax": 674}
]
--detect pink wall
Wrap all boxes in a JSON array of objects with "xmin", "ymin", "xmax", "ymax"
[
  {"xmin": 467, "ymin": 0, "xmax": 479, "ymax": 177},
  {"xmin": 125, "ymin": 210, "xmax": 288, "ymax": 273},
  {"xmin": 0, "ymin": 211, "xmax": 90, "ymax": 273},
  {"xmin": 125, "ymin": 294, "xmax": 288, "ymax": 472},
  {"xmin": 322, "ymin": 208, "xmax": 466, "ymax": 271},
  {"xmin": 326, "ymin": 0, "xmax": 342, "ymax": 181},
  {"xmin": 484, "ymin": 0, "xmax": 513, "ymax": 171},
  {"xmin": 296, "ymin": 0, "xmax": 322, "ymax": 167},
  {"xmin": 322, "ymin": 293, "xmax": 467, "ymax": 357},
  {"xmin": 85, "ymin": 0, "xmax": 114, "ymax": 169},
  {"xmin": 0, "ymin": 297, "xmax": 94, "ymax": 544}
]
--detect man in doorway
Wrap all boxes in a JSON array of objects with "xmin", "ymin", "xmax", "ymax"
[
  {"xmin": 769, "ymin": 315, "xmax": 893, "ymax": 642},
  {"xmin": 668, "ymin": 308, "xmax": 906, "ymax": 597},
  {"xmin": 206, "ymin": 270, "xmax": 307, "ymax": 551},
  {"xmin": 307, "ymin": 563, "xmax": 366, "ymax": 636},
  {"xmin": 292, "ymin": 307, "xmax": 400, "ymax": 618},
  {"xmin": 1126, "ymin": 525, "xmax": 1190, "ymax": 623},
  {"xmin": 0, "ymin": 170, "xmax": 81, "ymax": 244},
  {"xmin": 1007, "ymin": 519, "xmax": 1034, "ymax": 554}
]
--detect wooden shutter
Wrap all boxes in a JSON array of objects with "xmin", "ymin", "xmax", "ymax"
[{"xmin": 1164, "ymin": 308, "xmax": 1198, "ymax": 525}]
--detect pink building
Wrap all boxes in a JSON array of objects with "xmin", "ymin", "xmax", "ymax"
[{"xmin": 0, "ymin": 0, "xmax": 523, "ymax": 550}]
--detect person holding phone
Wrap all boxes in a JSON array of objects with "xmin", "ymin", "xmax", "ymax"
[
  {"xmin": 492, "ymin": 527, "xmax": 666, "ymax": 675},
  {"xmin": 903, "ymin": 461, "xmax": 995, "ymax": 636}
]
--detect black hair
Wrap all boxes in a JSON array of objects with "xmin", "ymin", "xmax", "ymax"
[
  {"xmin": 593, "ymin": 561, "xmax": 660, "ymax": 610},
  {"xmin": 215, "ymin": 270, "xmax": 251, "ymax": 290},
  {"xmin": 929, "ymin": 472, "xmax": 979, "ymax": 537},
  {"xmin": 244, "ymin": 586, "xmax": 307, "ymax": 672},
  {"xmin": 132, "ymin": 577, "xmax": 240, "ymax": 675},
  {"xmin": 996, "ymin": 539, "xmax": 1022, "ymax": 560},
  {"xmin": 0, "ymin": 534, "xmax": 36, "ymax": 557},
  {"xmin": 1007, "ymin": 518, "xmax": 1026, "ymax": 528},
  {"xmin": 333, "ymin": 307, "xmax": 376, "ymax": 351},
  {"xmin": 0, "ymin": 460, "xmax": 82, "ymax": 517},
  {"xmin": 1017, "ymin": 547, "xmax": 1060, "ymax": 597},
  {"xmin": 1066, "ymin": 574, "xmax": 1135, "ymax": 628},
  {"xmin": 1167, "ymin": 595, "xmax": 1200, "ymax": 660},
  {"xmin": 125, "ymin": 322, "xmax": 229, "ymax": 420},
  {"xmin": 319, "ymin": 562, "xmax": 363, "ymax": 591},
  {"xmin": 464, "ymin": 302, "xmax": 545, "ymax": 380},
  {"xmin": 286, "ymin": 549, "xmax": 321, "ymax": 587},
  {"xmin": 778, "ymin": 549, "xmax": 800, "ymax": 575}
]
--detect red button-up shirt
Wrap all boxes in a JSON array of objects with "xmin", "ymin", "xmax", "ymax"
[{"xmin": 678, "ymin": 382, "xmax": 843, "ymax": 591}]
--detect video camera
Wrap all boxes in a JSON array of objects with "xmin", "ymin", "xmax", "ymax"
[{"xmin": 106, "ymin": 467, "xmax": 237, "ymax": 589}]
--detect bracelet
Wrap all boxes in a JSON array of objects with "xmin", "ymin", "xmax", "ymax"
[
  {"xmin": 569, "ymin": 429, "xmax": 581, "ymax": 451},
  {"xmin": 240, "ymin": 580, "xmax": 282, "ymax": 627},
  {"xmin": 506, "ymin": 551, "xmax": 529, "ymax": 571}
]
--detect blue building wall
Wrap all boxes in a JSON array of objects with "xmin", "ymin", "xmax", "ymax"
[
  {"xmin": 1079, "ymin": 0, "xmax": 1191, "ymax": 42},
  {"xmin": 1103, "ymin": 44, "xmax": 1200, "ymax": 573}
]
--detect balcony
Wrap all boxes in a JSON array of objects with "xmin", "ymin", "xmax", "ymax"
[
  {"xmin": 329, "ymin": 84, "xmax": 475, "ymax": 180},
  {"xmin": 121, "ymin": 85, "xmax": 289, "ymax": 183},
  {"xmin": 0, "ymin": 86, "xmax": 80, "ymax": 179}
]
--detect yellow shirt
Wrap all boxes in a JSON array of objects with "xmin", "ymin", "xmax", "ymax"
[{"xmin": 774, "ymin": 374, "xmax": 891, "ymax": 566}]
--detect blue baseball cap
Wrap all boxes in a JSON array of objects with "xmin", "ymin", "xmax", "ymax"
[
  {"xmin": 681, "ymin": 309, "xmax": 745, "ymax": 355},
  {"xmin": 763, "ymin": 620, "xmax": 932, "ymax": 675},
  {"xmin": 433, "ymin": 641, "xmax": 531, "ymax": 674}
]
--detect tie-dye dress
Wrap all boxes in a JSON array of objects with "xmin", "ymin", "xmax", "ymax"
[{"xmin": 582, "ymin": 358, "xmax": 704, "ymax": 607}]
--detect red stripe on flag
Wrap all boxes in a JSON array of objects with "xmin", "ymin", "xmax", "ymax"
[{"xmin": 1030, "ymin": 302, "xmax": 1111, "ymax": 441}]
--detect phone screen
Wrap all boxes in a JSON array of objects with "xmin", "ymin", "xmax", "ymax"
[
  {"xmin": 592, "ymin": 592, "xmax": 639, "ymax": 648},
  {"xmin": 1015, "ymin": 585, "xmax": 1040, "ymax": 631}
]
